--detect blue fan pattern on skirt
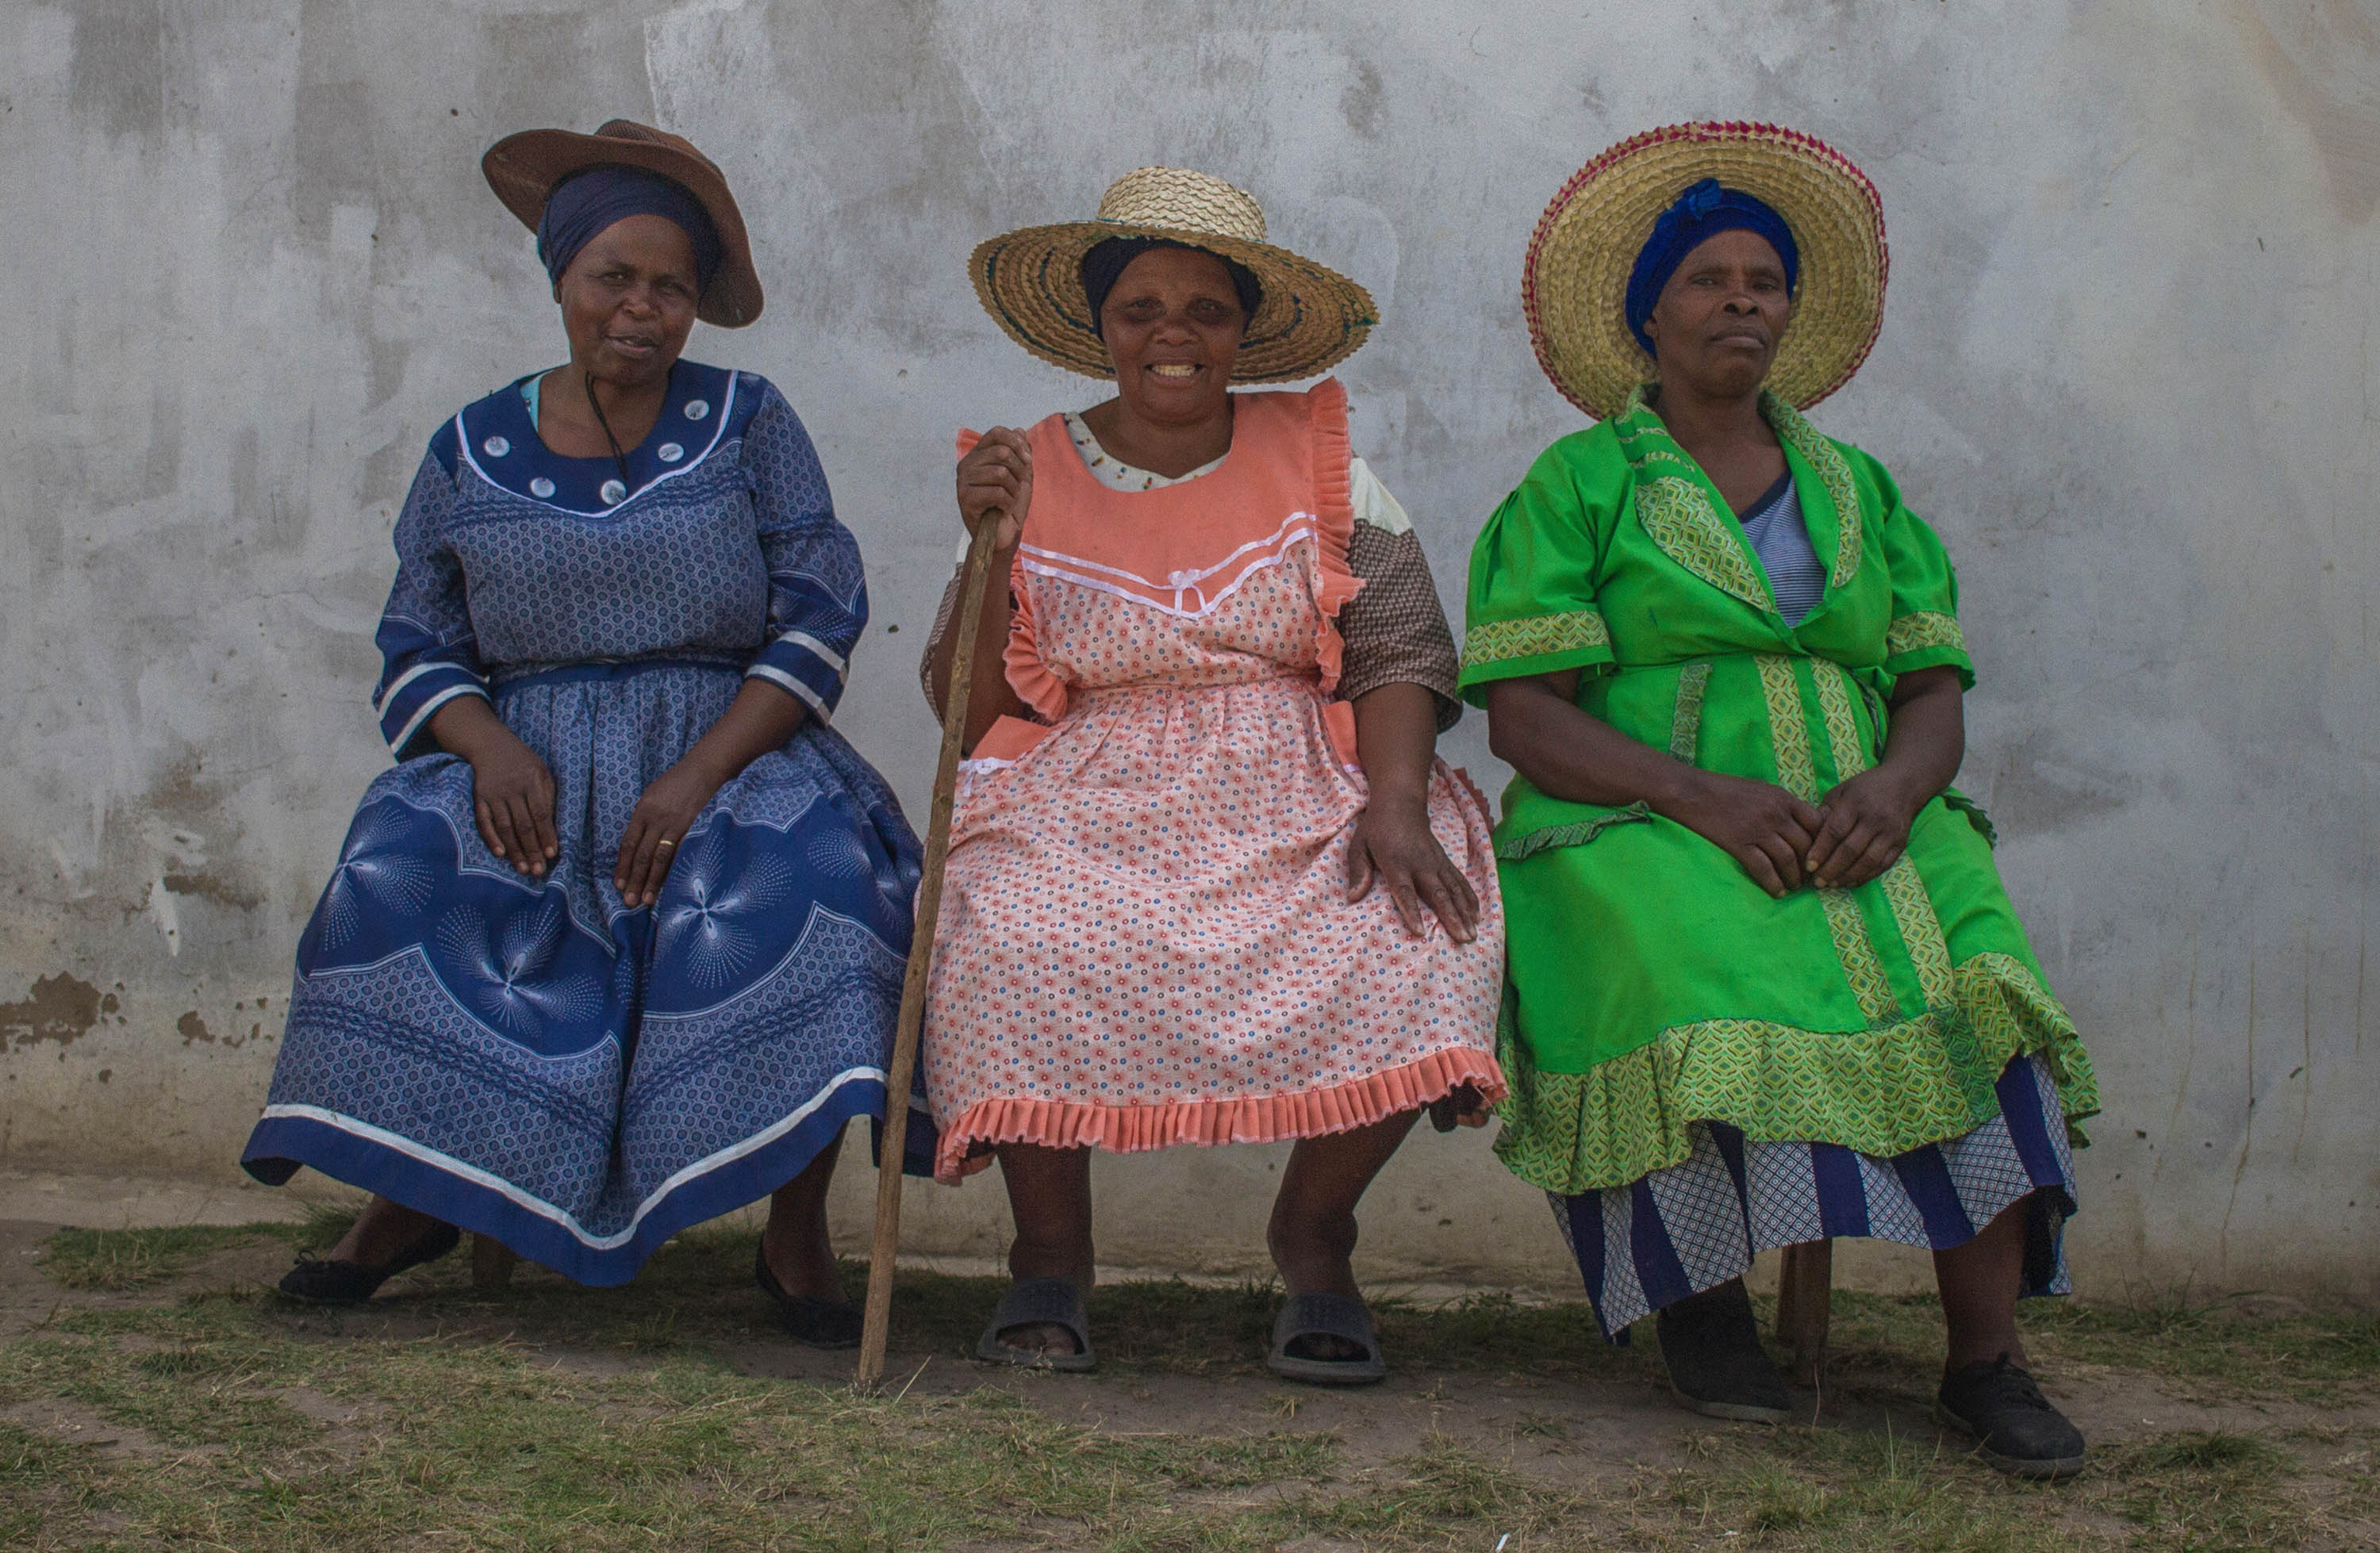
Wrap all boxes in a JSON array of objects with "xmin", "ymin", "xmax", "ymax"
[{"xmin": 243, "ymin": 367, "xmax": 923, "ymax": 1286}]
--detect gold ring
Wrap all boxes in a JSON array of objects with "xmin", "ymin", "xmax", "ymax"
[{"xmin": 655, "ymin": 838, "xmax": 676, "ymax": 849}]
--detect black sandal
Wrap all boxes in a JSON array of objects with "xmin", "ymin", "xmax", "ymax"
[
  {"xmin": 1267, "ymin": 1291, "xmax": 1388, "ymax": 1386},
  {"xmin": 754, "ymin": 1247, "xmax": 863, "ymax": 1350},
  {"xmin": 277, "ymin": 1221, "xmax": 462, "ymax": 1306},
  {"xmin": 975, "ymin": 1276, "xmax": 1097, "ymax": 1371}
]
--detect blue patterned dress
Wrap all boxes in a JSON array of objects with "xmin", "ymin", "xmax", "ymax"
[{"xmin": 242, "ymin": 360, "xmax": 924, "ymax": 1286}]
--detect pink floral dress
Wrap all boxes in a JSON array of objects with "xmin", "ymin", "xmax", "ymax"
[{"xmin": 919, "ymin": 379, "xmax": 1505, "ymax": 1183}]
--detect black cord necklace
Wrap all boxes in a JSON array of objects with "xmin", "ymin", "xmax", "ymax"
[{"xmin": 583, "ymin": 371, "xmax": 635, "ymax": 491}]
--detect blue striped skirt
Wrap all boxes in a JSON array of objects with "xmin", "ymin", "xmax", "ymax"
[{"xmin": 1549, "ymin": 1054, "xmax": 2077, "ymax": 1337}]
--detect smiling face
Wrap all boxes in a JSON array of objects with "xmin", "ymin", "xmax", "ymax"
[
  {"xmin": 555, "ymin": 213, "xmax": 701, "ymax": 391},
  {"xmin": 1098, "ymin": 246, "xmax": 1247, "ymax": 427},
  {"xmin": 1642, "ymin": 227, "xmax": 1794, "ymax": 402}
]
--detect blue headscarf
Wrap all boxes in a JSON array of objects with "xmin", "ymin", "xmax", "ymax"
[
  {"xmin": 1081, "ymin": 237, "xmax": 1264, "ymax": 336},
  {"xmin": 536, "ymin": 164, "xmax": 724, "ymax": 291},
  {"xmin": 1623, "ymin": 178, "xmax": 1799, "ymax": 357}
]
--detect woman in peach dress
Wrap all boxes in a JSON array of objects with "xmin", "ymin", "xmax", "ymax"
[{"xmin": 918, "ymin": 168, "xmax": 1506, "ymax": 1382}]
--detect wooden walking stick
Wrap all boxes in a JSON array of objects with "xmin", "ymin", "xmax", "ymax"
[{"xmin": 855, "ymin": 515, "xmax": 1005, "ymax": 1388}]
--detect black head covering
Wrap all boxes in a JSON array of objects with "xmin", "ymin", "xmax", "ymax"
[{"xmin": 1081, "ymin": 237, "xmax": 1263, "ymax": 336}]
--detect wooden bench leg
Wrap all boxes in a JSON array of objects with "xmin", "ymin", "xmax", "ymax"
[
  {"xmin": 1775, "ymin": 1239, "xmax": 1833, "ymax": 1386},
  {"xmin": 470, "ymin": 1233, "xmax": 519, "ymax": 1294}
]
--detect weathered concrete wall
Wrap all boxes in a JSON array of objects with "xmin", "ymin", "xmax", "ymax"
[{"xmin": 3, "ymin": 0, "xmax": 2374, "ymax": 1299}]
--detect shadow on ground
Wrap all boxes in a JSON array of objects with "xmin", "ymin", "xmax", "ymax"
[{"xmin": 2, "ymin": 1216, "xmax": 2377, "ymax": 1549}]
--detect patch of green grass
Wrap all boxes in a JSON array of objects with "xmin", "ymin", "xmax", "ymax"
[
  {"xmin": 2099, "ymin": 1429, "xmax": 2314, "ymax": 1551},
  {"xmin": 12, "ymin": 1223, "xmax": 2380, "ymax": 1549},
  {"xmin": 36, "ymin": 1221, "xmax": 311, "ymax": 1292}
]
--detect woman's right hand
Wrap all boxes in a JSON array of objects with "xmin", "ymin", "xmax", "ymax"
[
  {"xmin": 1660, "ymin": 769, "xmax": 1823, "ymax": 899},
  {"xmin": 428, "ymin": 698, "xmax": 559, "ymax": 876},
  {"xmin": 957, "ymin": 427, "xmax": 1031, "ymax": 549}
]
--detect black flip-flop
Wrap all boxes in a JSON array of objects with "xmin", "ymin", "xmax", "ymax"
[
  {"xmin": 1267, "ymin": 1291, "xmax": 1388, "ymax": 1386},
  {"xmin": 754, "ymin": 1247, "xmax": 863, "ymax": 1349},
  {"xmin": 277, "ymin": 1221, "xmax": 462, "ymax": 1306},
  {"xmin": 975, "ymin": 1276, "xmax": 1096, "ymax": 1371}
]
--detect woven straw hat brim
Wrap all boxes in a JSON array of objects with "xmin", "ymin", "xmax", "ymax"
[
  {"xmin": 482, "ymin": 121, "xmax": 763, "ymax": 328},
  {"xmin": 1523, "ymin": 121, "xmax": 1887, "ymax": 420},
  {"xmin": 970, "ymin": 220, "xmax": 1379, "ymax": 383}
]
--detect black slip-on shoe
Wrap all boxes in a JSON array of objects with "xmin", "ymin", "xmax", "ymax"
[
  {"xmin": 1656, "ymin": 1280, "xmax": 1793, "ymax": 1424},
  {"xmin": 754, "ymin": 1248, "xmax": 863, "ymax": 1350},
  {"xmin": 277, "ymin": 1221, "xmax": 462, "ymax": 1306},
  {"xmin": 1936, "ymin": 1356, "xmax": 2087, "ymax": 1479}
]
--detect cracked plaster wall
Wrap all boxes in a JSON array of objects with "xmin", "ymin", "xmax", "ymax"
[{"xmin": 2, "ymin": 0, "xmax": 2374, "ymax": 1298}]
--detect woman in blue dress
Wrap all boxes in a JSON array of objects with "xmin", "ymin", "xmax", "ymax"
[{"xmin": 241, "ymin": 121, "xmax": 923, "ymax": 1344}]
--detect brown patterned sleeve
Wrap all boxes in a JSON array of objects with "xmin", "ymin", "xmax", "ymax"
[
  {"xmin": 1339, "ymin": 524, "xmax": 1463, "ymax": 731},
  {"xmin": 918, "ymin": 563, "xmax": 969, "ymax": 711}
]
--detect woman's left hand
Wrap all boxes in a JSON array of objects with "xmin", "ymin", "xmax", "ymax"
[
  {"xmin": 1348, "ymin": 800, "xmax": 1479, "ymax": 942},
  {"xmin": 1804, "ymin": 766, "xmax": 1924, "ymax": 889},
  {"xmin": 615, "ymin": 760, "xmax": 724, "ymax": 907}
]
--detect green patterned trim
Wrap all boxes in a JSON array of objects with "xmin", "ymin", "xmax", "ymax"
[
  {"xmin": 1806, "ymin": 657, "xmax": 1959, "ymax": 1007},
  {"xmin": 1495, "ymin": 803, "xmax": 1652, "ymax": 861},
  {"xmin": 1462, "ymin": 608, "xmax": 1611, "ymax": 669},
  {"xmin": 1810, "ymin": 658, "xmax": 1871, "ymax": 783},
  {"xmin": 1886, "ymin": 612, "xmax": 1967, "ymax": 658},
  {"xmin": 1491, "ymin": 951, "xmax": 2101, "ymax": 1195},
  {"xmin": 1755, "ymin": 654, "xmax": 1818, "ymax": 802},
  {"xmin": 1764, "ymin": 394, "xmax": 1864, "ymax": 588},
  {"xmin": 1668, "ymin": 662, "xmax": 1712, "ymax": 762},
  {"xmin": 1614, "ymin": 385, "xmax": 1867, "ymax": 606},
  {"xmin": 1879, "ymin": 856, "xmax": 1957, "ymax": 1007},
  {"xmin": 1636, "ymin": 477, "xmax": 1775, "ymax": 610},
  {"xmin": 1761, "ymin": 654, "xmax": 1901, "ymax": 1026}
]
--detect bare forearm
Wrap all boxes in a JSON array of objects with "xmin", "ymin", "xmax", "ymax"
[
  {"xmin": 426, "ymin": 695, "xmax": 515, "ymax": 761},
  {"xmin": 679, "ymin": 679, "xmax": 808, "ymax": 786},
  {"xmin": 1351, "ymin": 681, "xmax": 1438, "ymax": 813},
  {"xmin": 1873, "ymin": 666, "xmax": 1964, "ymax": 808},
  {"xmin": 1484, "ymin": 673, "xmax": 1700, "ymax": 816}
]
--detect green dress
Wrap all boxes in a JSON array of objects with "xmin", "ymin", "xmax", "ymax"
[{"xmin": 1461, "ymin": 386, "xmax": 2098, "ymax": 1201}]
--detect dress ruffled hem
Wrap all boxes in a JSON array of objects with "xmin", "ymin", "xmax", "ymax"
[
  {"xmin": 931, "ymin": 1045, "xmax": 1508, "ymax": 1183},
  {"xmin": 1491, "ymin": 950, "xmax": 2100, "ymax": 1197}
]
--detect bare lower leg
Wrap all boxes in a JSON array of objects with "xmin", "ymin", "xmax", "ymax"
[
  {"xmin": 1934, "ymin": 1194, "xmax": 2035, "ymax": 1372},
  {"xmin": 761, "ymin": 1122, "xmax": 847, "ymax": 1303},
  {"xmin": 328, "ymin": 1197, "xmax": 440, "ymax": 1267},
  {"xmin": 994, "ymin": 1144, "xmax": 1095, "ymax": 1355},
  {"xmin": 1267, "ymin": 1110, "xmax": 1419, "ymax": 1359}
]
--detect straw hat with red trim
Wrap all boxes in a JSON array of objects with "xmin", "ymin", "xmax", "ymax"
[
  {"xmin": 969, "ymin": 166, "xmax": 1378, "ymax": 383},
  {"xmin": 1522, "ymin": 121, "xmax": 1888, "ymax": 420},
  {"xmin": 482, "ymin": 118, "xmax": 763, "ymax": 329}
]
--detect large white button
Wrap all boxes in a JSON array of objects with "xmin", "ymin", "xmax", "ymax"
[
  {"xmin": 529, "ymin": 477, "xmax": 556, "ymax": 499},
  {"xmin": 683, "ymin": 399, "xmax": 710, "ymax": 421},
  {"xmin": 482, "ymin": 435, "xmax": 510, "ymax": 458},
  {"xmin": 658, "ymin": 443, "xmax": 684, "ymax": 463},
  {"xmin": 600, "ymin": 479, "xmax": 628, "ymax": 504}
]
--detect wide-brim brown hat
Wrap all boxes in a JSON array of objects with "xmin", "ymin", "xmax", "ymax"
[
  {"xmin": 969, "ymin": 167, "xmax": 1378, "ymax": 382},
  {"xmin": 482, "ymin": 118, "xmax": 762, "ymax": 329},
  {"xmin": 1523, "ymin": 121, "xmax": 1887, "ymax": 420}
]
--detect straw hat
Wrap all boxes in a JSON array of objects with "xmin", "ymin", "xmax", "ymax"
[
  {"xmin": 969, "ymin": 167, "xmax": 1378, "ymax": 382},
  {"xmin": 1523, "ymin": 121, "xmax": 1887, "ymax": 420},
  {"xmin": 482, "ymin": 119, "xmax": 763, "ymax": 328}
]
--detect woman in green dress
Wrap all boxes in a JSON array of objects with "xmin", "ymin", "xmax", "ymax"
[{"xmin": 1463, "ymin": 124, "xmax": 2099, "ymax": 1478}]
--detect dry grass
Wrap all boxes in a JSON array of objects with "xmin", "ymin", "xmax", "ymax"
[{"xmin": 1, "ymin": 1222, "xmax": 2374, "ymax": 1549}]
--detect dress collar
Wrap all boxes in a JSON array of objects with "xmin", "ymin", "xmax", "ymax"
[{"xmin": 454, "ymin": 359, "xmax": 739, "ymax": 515}]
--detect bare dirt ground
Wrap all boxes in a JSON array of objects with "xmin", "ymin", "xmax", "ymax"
[{"xmin": 6, "ymin": 1202, "xmax": 2379, "ymax": 1549}]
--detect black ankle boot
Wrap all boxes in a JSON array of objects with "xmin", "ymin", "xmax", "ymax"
[
  {"xmin": 1937, "ymin": 1355, "xmax": 2087, "ymax": 1479},
  {"xmin": 1656, "ymin": 1280, "xmax": 1793, "ymax": 1423}
]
